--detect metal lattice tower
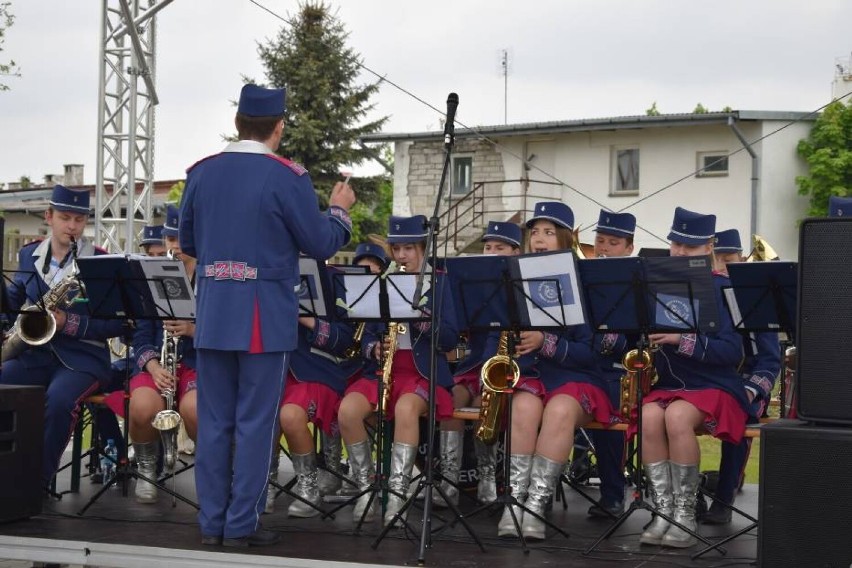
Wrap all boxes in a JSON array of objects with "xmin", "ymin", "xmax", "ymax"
[{"xmin": 95, "ymin": 0, "xmax": 172, "ymax": 253}]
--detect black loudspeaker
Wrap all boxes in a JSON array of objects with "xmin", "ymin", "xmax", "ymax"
[
  {"xmin": 759, "ymin": 420, "xmax": 852, "ymax": 567},
  {"xmin": 0, "ymin": 385, "xmax": 44, "ymax": 523},
  {"xmin": 796, "ymin": 217, "xmax": 852, "ymax": 424}
]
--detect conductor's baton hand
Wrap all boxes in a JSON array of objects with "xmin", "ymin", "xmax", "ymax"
[{"xmin": 329, "ymin": 181, "xmax": 356, "ymax": 211}]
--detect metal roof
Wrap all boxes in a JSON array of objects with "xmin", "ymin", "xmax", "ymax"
[{"xmin": 360, "ymin": 110, "xmax": 817, "ymax": 143}]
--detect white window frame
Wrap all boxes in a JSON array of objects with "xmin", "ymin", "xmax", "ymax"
[
  {"xmin": 610, "ymin": 146, "xmax": 640, "ymax": 196},
  {"xmin": 451, "ymin": 154, "xmax": 474, "ymax": 197},
  {"xmin": 696, "ymin": 151, "xmax": 730, "ymax": 177}
]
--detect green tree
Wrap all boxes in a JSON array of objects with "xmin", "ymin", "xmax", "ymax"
[
  {"xmin": 796, "ymin": 99, "xmax": 852, "ymax": 216},
  {"xmin": 167, "ymin": 180, "xmax": 185, "ymax": 206},
  {"xmin": 252, "ymin": 1, "xmax": 390, "ymax": 247},
  {"xmin": 693, "ymin": 102, "xmax": 709, "ymax": 114},
  {"xmin": 0, "ymin": 2, "xmax": 20, "ymax": 91},
  {"xmin": 18, "ymin": 175, "xmax": 30, "ymax": 188},
  {"xmin": 645, "ymin": 101, "xmax": 661, "ymax": 116}
]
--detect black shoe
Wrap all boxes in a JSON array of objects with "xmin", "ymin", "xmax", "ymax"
[
  {"xmin": 222, "ymin": 528, "xmax": 281, "ymax": 548},
  {"xmin": 701, "ymin": 501, "xmax": 733, "ymax": 525},
  {"xmin": 587, "ymin": 500, "xmax": 624, "ymax": 518},
  {"xmin": 201, "ymin": 535, "xmax": 223, "ymax": 546}
]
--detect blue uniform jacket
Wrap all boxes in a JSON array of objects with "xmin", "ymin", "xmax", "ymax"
[
  {"xmin": 452, "ymin": 331, "xmax": 488, "ymax": 377},
  {"xmin": 5, "ymin": 239, "xmax": 126, "ymax": 384},
  {"xmin": 289, "ymin": 317, "xmax": 362, "ymax": 397},
  {"xmin": 132, "ymin": 318, "xmax": 198, "ymax": 375},
  {"xmin": 179, "ymin": 141, "xmax": 352, "ymax": 352},
  {"xmin": 652, "ymin": 273, "xmax": 749, "ymax": 412},
  {"xmin": 361, "ymin": 273, "xmax": 459, "ymax": 389},
  {"xmin": 739, "ymin": 331, "xmax": 781, "ymax": 404}
]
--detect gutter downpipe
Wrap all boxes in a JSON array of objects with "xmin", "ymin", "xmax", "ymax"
[{"xmin": 728, "ymin": 116, "xmax": 758, "ymax": 238}]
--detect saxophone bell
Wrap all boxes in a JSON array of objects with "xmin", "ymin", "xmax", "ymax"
[
  {"xmin": 476, "ymin": 331, "xmax": 520, "ymax": 445},
  {"xmin": 618, "ymin": 347, "xmax": 658, "ymax": 420}
]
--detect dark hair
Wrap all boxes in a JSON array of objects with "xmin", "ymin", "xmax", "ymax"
[{"xmin": 235, "ymin": 113, "xmax": 284, "ymax": 141}]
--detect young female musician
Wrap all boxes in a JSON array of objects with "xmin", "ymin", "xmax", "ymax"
[
  {"xmin": 498, "ymin": 201, "xmax": 618, "ymax": 540},
  {"xmin": 639, "ymin": 208, "xmax": 748, "ymax": 548},
  {"xmin": 442, "ymin": 221, "xmax": 522, "ymax": 507}
]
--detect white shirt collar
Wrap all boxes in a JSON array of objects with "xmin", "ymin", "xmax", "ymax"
[{"xmin": 222, "ymin": 140, "xmax": 274, "ymax": 155}]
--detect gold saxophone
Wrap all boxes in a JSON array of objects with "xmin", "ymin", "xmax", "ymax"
[
  {"xmin": 745, "ymin": 234, "xmax": 780, "ymax": 262},
  {"xmin": 2, "ymin": 274, "xmax": 81, "ymax": 364},
  {"xmin": 343, "ymin": 322, "xmax": 366, "ymax": 359},
  {"xmin": 379, "ymin": 266, "xmax": 406, "ymax": 414},
  {"xmin": 618, "ymin": 347, "xmax": 658, "ymax": 419},
  {"xmin": 476, "ymin": 331, "xmax": 520, "ymax": 445}
]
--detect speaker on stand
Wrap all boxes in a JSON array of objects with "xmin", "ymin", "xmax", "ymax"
[{"xmin": 0, "ymin": 385, "xmax": 44, "ymax": 522}]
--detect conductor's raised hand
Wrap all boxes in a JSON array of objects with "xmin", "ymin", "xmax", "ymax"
[{"xmin": 329, "ymin": 180, "xmax": 356, "ymax": 211}]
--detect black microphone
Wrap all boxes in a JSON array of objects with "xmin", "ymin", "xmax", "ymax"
[{"xmin": 443, "ymin": 92, "xmax": 459, "ymax": 144}]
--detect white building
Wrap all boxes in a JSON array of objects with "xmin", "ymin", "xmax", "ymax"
[{"xmin": 362, "ymin": 110, "xmax": 816, "ymax": 259}]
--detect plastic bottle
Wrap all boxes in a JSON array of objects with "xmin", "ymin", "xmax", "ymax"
[{"xmin": 101, "ymin": 438, "xmax": 118, "ymax": 484}]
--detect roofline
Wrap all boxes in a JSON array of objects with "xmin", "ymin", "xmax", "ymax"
[{"xmin": 361, "ymin": 110, "xmax": 817, "ymax": 143}]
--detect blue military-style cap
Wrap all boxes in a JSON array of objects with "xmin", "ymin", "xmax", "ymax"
[
  {"xmin": 162, "ymin": 204, "xmax": 180, "ymax": 237},
  {"xmin": 237, "ymin": 84, "xmax": 286, "ymax": 117},
  {"xmin": 595, "ymin": 210, "xmax": 636, "ymax": 238},
  {"xmin": 526, "ymin": 201, "xmax": 574, "ymax": 231},
  {"xmin": 353, "ymin": 242, "xmax": 388, "ymax": 266},
  {"xmin": 828, "ymin": 195, "xmax": 852, "ymax": 218},
  {"xmin": 49, "ymin": 184, "xmax": 90, "ymax": 214},
  {"xmin": 386, "ymin": 215, "xmax": 428, "ymax": 244},
  {"xmin": 667, "ymin": 207, "xmax": 716, "ymax": 245},
  {"xmin": 140, "ymin": 224, "xmax": 164, "ymax": 246},
  {"xmin": 481, "ymin": 221, "xmax": 522, "ymax": 247},
  {"xmin": 714, "ymin": 229, "xmax": 743, "ymax": 253}
]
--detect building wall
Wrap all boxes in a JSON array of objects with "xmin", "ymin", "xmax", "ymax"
[{"xmin": 394, "ymin": 120, "xmax": 811, "ymax": 259}]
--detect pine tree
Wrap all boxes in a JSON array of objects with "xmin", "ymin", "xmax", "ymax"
[{"xmin": 256, "ymin": 1, "xmax": 387, "ymax": 178}]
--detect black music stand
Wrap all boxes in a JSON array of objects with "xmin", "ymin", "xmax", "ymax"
[
  {"xmin": 582, "ymin": 255, "xmax": 725, "ymax": 556},
  {"xmin": 71, "ymin": 254, "xmax": 199, "ymax": 515},
  {"xmin": 691, "ymin": 261, "xmax": 797, "ymax": 560}
]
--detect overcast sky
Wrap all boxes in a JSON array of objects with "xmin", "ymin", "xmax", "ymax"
[{"xmin": 0, "ymin": 0, "xmax": 850, "ymax": 187}]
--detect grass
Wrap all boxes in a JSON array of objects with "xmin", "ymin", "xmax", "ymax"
[{"xmin": 699, "ymin": 436, "xmax": 760, "ymax": 484}]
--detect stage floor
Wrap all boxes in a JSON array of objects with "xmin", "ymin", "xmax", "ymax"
[{"xmin": 0, "ymin": 453, "xmax": 759, "ymax": 568}]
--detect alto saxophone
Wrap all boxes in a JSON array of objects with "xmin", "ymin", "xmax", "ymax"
[
  {"xmin": 476, "ymin": 331, "xmax": 520, "ymax": 445},
  {"xmin": 618, "ymin": 346, "xmax": 658, "ymax": 419},
  {"xmin": 343, "ymin": 322, "xmax": 367, "ymax": 359},
  {"xmin": 379, "ymin": 266, "xmax": 406, "ymax": 414}
]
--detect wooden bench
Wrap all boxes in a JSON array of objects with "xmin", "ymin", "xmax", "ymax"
[{"xmin": 451, "ymin": 409, "xmax": 772, "ymax": 439}]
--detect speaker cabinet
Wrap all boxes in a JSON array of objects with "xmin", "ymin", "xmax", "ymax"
[
  {"xmin": 796, "ymin": 217, "xmax": 852, "ymax": 424},
  {"xmin": 759, "ymin": 420, "xmax": 852, "ymax": 567},
  {"xmin": 0, "ymin": 385, "xmax": 44, "ymax": 523}
]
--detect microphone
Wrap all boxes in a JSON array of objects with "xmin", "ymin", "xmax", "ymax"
[{"xmin": 443, "ymin": 92, "xmax": 459, "ymax": 145}]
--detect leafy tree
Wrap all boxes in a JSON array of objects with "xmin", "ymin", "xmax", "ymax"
[
  {"xmin": 18, "ymin": 175, "xmax": 30, "ymax": 188},
  {"xmin": 645, "ymin": 102, "xmax": 661, "ymax": 116},
  {"xmin": 721, "ymin": 105, "xmax": 733, "ymax": 113},
  {"xmin": 0, "ymin": 2, "xmax": 19, "ymax": 91},
  {"xmin": 796, "ymin": 99, "xmax": 852, "ymax": 216},
  {"xmin": 252, "ymin": 1, "xmax": 390, "ymax": 248},
  {"xmin": 693, "ymin": 103, "xmax": 708, "ymax": 114},
  {"xmin": 167, "ymin": 180, "xmax": 185, "ymax": 206}
]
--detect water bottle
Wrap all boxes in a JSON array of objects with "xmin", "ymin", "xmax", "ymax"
[{"xmin": 101, "ymin": 438, "xmax": 118, "ymax": 484}]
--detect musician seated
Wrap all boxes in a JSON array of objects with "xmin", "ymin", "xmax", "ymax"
[
  {"xmin": 1, "ymin": 185, "xmax": 127, "ymax": 489},
  {"xmin": 140, "ymin": 224, "xmax": 167, "ymax": 257},
  {"xmin": 267, "ymin": 276, "xmax": 362, "ymax": 516},
  {"xmin": 638, "ymin": 208, "xmax": 749, "ymax": 548},
  {"xmin": 699, "ymin": 228, "xmax": 780, "ymax": 525},
  {"xmin": 103, "ymin": 205, "xmax": 199, "ymax": 503},
  {"xmin": 498, "ymin": 201, "xmax": 618, "ymax": 541},
  {"xmin": 446, "ymin": 221, "xmax": 522, "ymax": 507}
]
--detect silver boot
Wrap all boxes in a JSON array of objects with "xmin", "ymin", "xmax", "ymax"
[
  {"xmin": 318, "ymin": 431, "xmax": 344, "ymax": 496},
  {"xmin": 497, "ymin": 454, "xmax": 532, "ymax": 538},
  {"xmin": 133, "ymin": 441, "xmax": 159, "ymax": 504},
  {"xmin": 265, "ymin": 446, "xmax": 281, "ymax": 514},
  {"xmin": 662, "ymin": 462, "xmax": 700, "ymax": 548},
  {"xmin": 521, "ymin": 454, "xmax": 563, "ymax": 540},
  {"xmin": 384, "ymin": 442, "xmax": 417, "ymax": 527},
  {"xmin": 433, "ymin": 430, "xmax": 462, "ymax": 508},
  {"xmin": 287, "ymin": 452, "xmax": 322, "ymax": 518},
  {"xmin": 475, "ymin": 439, "xmax": 498, "ymax": 504},
  {"xmin": 346, "ymin": 440, "xmax": 376, "ymax": 522},
  {"xmin": 640, "ymin": 460, "xmax": 673, "ymax": 546}
]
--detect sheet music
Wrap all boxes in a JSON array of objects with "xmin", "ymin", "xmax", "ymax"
[
  {"xmin": 386, "ymin": 272, "xmax": 431, "ymax": 320},
  {"xmin": 515, "ymin": 252, "xmax": 585, "ymax": 327}
]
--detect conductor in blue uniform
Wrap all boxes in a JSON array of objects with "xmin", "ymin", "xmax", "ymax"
[{"xmin": 179, "ymin": 84, "xmax": 355, "ymax": 547}]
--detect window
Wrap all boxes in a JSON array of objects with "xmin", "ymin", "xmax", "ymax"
[
  {"xmin": 451, "ymin": 156, "xmax": 473, "ymax": 196},
  {"xmin": 612, "ymin": 148, "xmax": 639, "ymax": 194},
  {"xmin": 696, "ymin": 152, "xmax": 729, "ymax": 177}
]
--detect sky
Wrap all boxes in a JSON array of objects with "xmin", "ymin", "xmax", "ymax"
[{"xmin": 0, "ymin": 0, "xmax": 850, "ymax": 187}]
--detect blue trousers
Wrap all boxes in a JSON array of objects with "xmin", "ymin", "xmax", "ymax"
[
  {"xmin": 0, "ymin": 353, "xmax": 100, "ymax": 486},
  {"xmin": 590, "ymin": 428, "xmax": 626, "ymax": 505},
  {"xmin": 195, "ymin": 349, "xmax": 287, "ymax": 539}
]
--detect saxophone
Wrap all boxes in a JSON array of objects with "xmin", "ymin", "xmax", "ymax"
[
  {"xmin": 379, "ymin": 266, "xmax": 406, "ymax": 414},
  {"xmin": 618, "ymin": 347, "xmax": 658, "ymax": 419},
  {"xmin": 476, "ymin": 331, "xmax": 520, "ymax": 445},
  {"xmin": 2, "ymin": 244, "xmax": 81, "ymax": 363},
  {"xmin": 343, "ymin": 322, "xmax": 367, "ymax": 359}
]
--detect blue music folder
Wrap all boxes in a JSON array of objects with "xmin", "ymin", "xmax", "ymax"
[
  {"xmin": 444, "ymin": 255, "xmax": 511, "ymax": 331},
  {"xmin": 725, "ymin": 261, "xmax": 797, "ymax": 336},
  {"xmin": 577, "ymin": 257, "xmax": 644, "ymax": 333}
]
